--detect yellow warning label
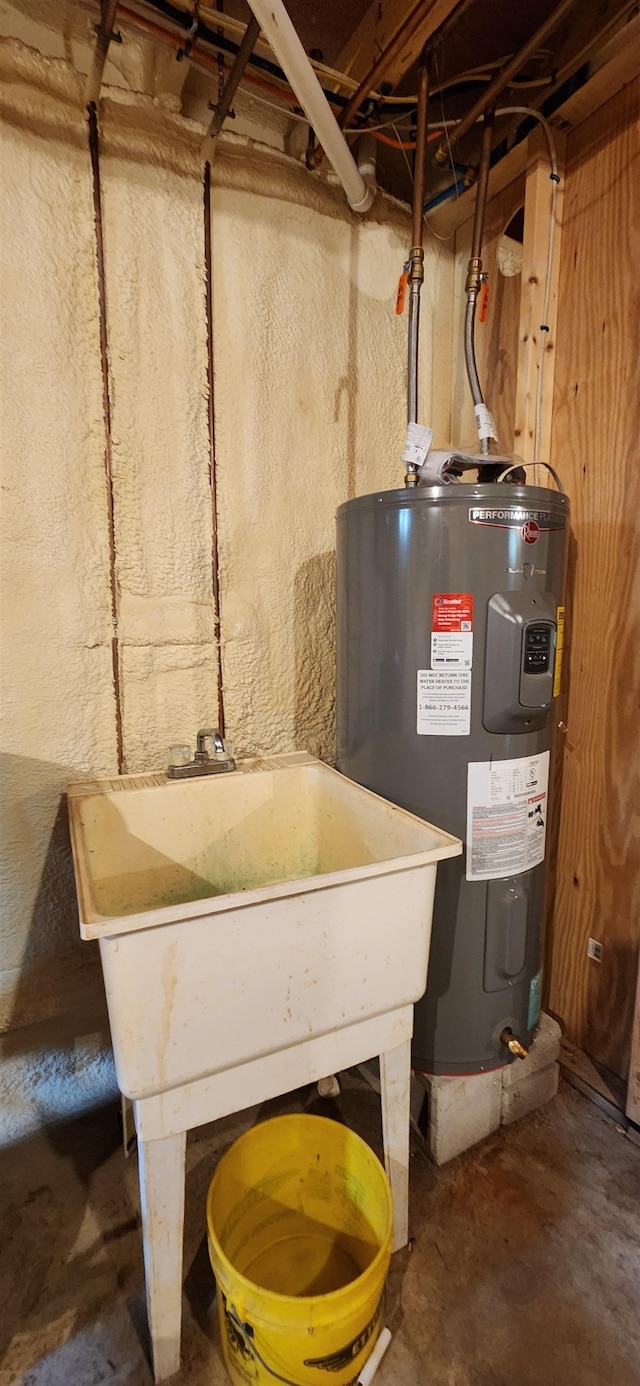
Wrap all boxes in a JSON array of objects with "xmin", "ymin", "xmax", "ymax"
[{"xmin": 553, "ymin": 605, "xmax": 565, "ymax": 698}]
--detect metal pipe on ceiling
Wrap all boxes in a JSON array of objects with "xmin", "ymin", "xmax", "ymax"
[
  {"xmin": 469, "ymin": 108, "xmax": 493, "ymax": 264},
  {"xmin": 411, "ymin": 61, "xmax": 430, "ymax": 251},
  {"xmin": 339, "ymin": 0, "xmax": 475, "ymax": 131},
  {"xmin": 433, "ymin": 0, "xmax": 577, "ymax": 165},
  {"xmin": 244, "ymin": 0, "xmax": 374, "ymax": 212},
  {"xmin": 85, "ymin": 0, "xmax": 121, "ymax": 104},
  {"xmin": 204, "ymin": 13, "xmax": 260, "ymax": 146},
  {"xmin": 340, "ymin": 0, "xmax": 438, "ymax": 131}
]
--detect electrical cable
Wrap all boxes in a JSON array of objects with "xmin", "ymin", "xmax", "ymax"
[
  {"xmin": 393, "ymin": 124, "xmax": 415, "ymax": 188},
  {"xmin": 440, "ymin": 61, "xmax": 461, "ymax": 200},
  {"xmin": 234, "ymin": 86, "xmax": 444, "ymax": 144}
]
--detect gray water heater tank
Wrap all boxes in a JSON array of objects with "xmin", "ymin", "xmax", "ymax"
[{"xmin": 336, "ymin": 482, "xmax": 569, "ymax": 1074}]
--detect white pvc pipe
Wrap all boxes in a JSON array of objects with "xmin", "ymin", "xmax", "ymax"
[
  {"xmin": 245, "ymin": 0, "xmax": 375, "ymax": 213},
  {"xmin": 356, "ymin": 1328, "xmax": 392, "ymax": 1385}
]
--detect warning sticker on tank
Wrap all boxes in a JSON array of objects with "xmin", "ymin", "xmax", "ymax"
[
  {"xmin": 466, "ymin": 751, "xmax": 550, "ymax": 881},
  {"xmin": 431, "ymin": 593, "xmax": 474, "ymax": 669},
  {"xmin": 417, "ymin": 670, "xmax": 471, "ymax": 736},
  {"xmin": 553, "ymin": 605, "xmax": 565, "ymax": 698}
]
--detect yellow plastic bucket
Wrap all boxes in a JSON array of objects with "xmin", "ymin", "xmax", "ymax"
[{"xmin": 207, "ymin": 1113, "xmax": 392, "ymax": 1386}]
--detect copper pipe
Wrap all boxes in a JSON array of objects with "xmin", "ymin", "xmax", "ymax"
[
  {"xmin": 433, "ymin": 0, "xmax": 576, "ymax": 164},
  {"xmin": 469, "ymin": 106, "xmax": 494, "ymax": 267},
  {"xmin": 405, "ymin": 57, "xmax": 429, "ymax": 482},
  {"xmin": 85, "ymin": 0, "xmax": 120, "ymax": 104},
  {"xmin": 88, "ymin": 103, "xmax": 125, "ymax": 774},
  {"xmin": 412, "ymin": 59, "xmax": 430, "ymax": 249},
  {"xmin": 340, "ymin": 0, "xmax": 440, "ymax": 130},
  {"xmin": 203, "ymin": 162, "xmax": 225, "ymax": 738},
  {"xmin": 113, "ymin": 2, "xmax": 177, "ymax": 44},
  {"xmin": 338, "ymin": 0, "xmax": 477, "ymax": 132}
]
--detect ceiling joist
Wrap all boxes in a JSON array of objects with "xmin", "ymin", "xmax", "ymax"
[{"xmin": 335, "ymin": 0, "xmax": 465, "ymax": 90}]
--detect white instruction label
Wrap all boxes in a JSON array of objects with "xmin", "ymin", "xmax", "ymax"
[
  {"xmin": 417, "ymin": 670, "xmax": 471, "ymax": 736},
  {"xmin": 402, "ymin": 421, "xmax": 433, "ymax": 467},
  {"xmin": 466, "ymin": 751, "xmax": 550, "ymax": 881},
  {"xmin": 431, "ymin": 631, "xmax": 473, "ymax": 668}
]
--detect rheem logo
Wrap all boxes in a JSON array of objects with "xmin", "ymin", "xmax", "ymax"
[{"xmin": 521, "ymin": 519, "xmax": 540, "ymax": 544}]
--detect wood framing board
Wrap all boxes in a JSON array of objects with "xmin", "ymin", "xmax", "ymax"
[
  {"xmin": 450, "ymin": 173, "xmax": 525, "ymax": 451},
  {"xmin": 559, "ymin": 1037, "xmax": 626, "ymax": 1117},
  {"xmin": 514, "ymin": 127, "xmax": 566, "ymax": 475},
  {"xmin": 547, "ymin": 76, "xmax": 640, "ymax": 1080},
  {"xmin": 430, "ymin": 15, "xmax": 640, "ymax": 241},
  {"xmin": 334, "ymin": 0, "xmax": 462, "ymax": 88},
  {"xmin": 627, "ymin": 952, "xmax": 640, "ymax": 1124},
  {"xmin": 557, "ymin": 11, "xmax": 640, "ymax": 127}
]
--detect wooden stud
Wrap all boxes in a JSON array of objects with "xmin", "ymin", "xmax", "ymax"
[
  {"xmin": 546, "ymin": 78, "xmax": 640, "ymax": 1079},
  {"xmin": 514, "ymin": 126, "xmax": 566, "ymax": 474},
  {"xmin": 626, "ymin": 950, "xmax": 640, "ymax": 1126}
]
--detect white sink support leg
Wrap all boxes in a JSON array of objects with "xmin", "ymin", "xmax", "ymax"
[
  {"xmin": 133, "ymin": 1010, "xmax": 415, "ymax": 1381},
  {"xmin": 138, "ymin": 1130, "xmax": 187, "ymax": 1382},
  {"xmin": 380, "ymin": 1038, "xmax": 411, "ymax": 1253}
]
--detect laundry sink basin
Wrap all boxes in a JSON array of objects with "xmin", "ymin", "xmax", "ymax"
[{"xmin": 68, "ymin": 753, "xmax": 461, "ymax": 1102}]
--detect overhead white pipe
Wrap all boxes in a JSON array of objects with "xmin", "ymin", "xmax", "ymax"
[
  {"xmin": 356, "ymin": 132, "xmax": 378, "ymax": 203},
  {"xmin": 245, "ymin": 0, "xmax": 375, "ymax": 214}
]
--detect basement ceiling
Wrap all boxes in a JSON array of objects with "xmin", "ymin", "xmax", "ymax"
[{"xmin": 2, "ymin": 0, "xmax": 639, "ymax": 205}]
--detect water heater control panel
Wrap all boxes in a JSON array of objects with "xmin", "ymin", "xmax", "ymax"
[
  {"xmin": 484, "ymin": 593, "xmax": 557, "ymax": 734},
  {"xmin": 523, "ymin": 622, "xmax": 553, "ymax": 673},
  {"xmin": 519, "ymin": 619, "xmax": 555, "ymax": 710}
]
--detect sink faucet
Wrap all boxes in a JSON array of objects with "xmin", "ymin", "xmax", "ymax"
[
  {"xmin": 196, "ymin": 728, "xmax": 225, "ymax": 760},
  {"xmin": 167, "ymin": 728, "xmax": 235, "ymax": 780}
]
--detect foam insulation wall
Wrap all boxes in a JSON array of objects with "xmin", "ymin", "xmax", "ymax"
[
  {"xmin": 0, "ymin": 80, "xmax": 115, "ymax": 1040},
  {"xmin": 0, "ymin": 38, "xmax": 454, "ymax": 1135},
  {"xmin": 212, "ymin": 186, "xmax": 451, "ymax": 761}
]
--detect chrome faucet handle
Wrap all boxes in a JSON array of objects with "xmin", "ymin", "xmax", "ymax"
[{"xmin": 196, "ymin": 728, "xmax": 225, "ymax": 758}]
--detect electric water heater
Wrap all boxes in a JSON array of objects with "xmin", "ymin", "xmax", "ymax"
[{"xmin": 337, "ymin": 480, "xmax": 569, "ymax": 1074}]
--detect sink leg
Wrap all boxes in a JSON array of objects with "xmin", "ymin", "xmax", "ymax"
[
  {"xmin": 137, "ymin": 1129, "xmax": 187, "ymax": 1382},
  {"xmin": 380, "ymin": 1039, "xmax": 411, "ymax": 1253}
]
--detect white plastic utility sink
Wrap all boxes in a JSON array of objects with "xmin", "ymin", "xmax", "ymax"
[
  {"xmin": 69, "ymin": 752, "xmax": 460, "ymax": 1101},
  {"xmin": 68, "ymin": 752, "xmax": 461, "ymax": 1382}
]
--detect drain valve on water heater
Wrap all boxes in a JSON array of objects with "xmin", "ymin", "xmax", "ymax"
[{"xmin": 500, "ymin": 1028, "xmax": 529, "ymax": 1061}]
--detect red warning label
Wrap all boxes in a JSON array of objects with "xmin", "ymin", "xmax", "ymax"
[{"xmin": 432, "ymin": 593, "xmax": 474, "ymax": 633}]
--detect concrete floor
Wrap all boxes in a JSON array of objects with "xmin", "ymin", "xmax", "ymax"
[{"xmin": 1, "ymin": 1076, "xmax": 639, "ymax": 1386}]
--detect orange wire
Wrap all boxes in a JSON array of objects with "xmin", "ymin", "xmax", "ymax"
[
  {"xmin": 373, "ymin": 131, "xmax": 415, "ymax": 149},
  {"xmin": 372, "ymin": 128, "xmax": 444, "ymax": 150}
]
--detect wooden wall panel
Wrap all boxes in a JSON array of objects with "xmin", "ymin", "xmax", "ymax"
[
  {"xmin": 514, "ymin": 128, "xmax": 566, "ymax": 470},
  {"xmin": 627, "ymin": 954, "xmax": 640, "ymax": 1124},
  {"xmin": 547, "ymin": 77, "xmax": 640, "ymax": 1080}
]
